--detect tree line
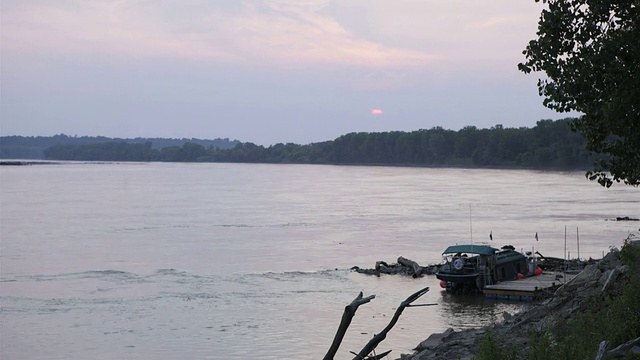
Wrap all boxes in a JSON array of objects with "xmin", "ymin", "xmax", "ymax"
[
  {"xmin": 0, "ymin": 134, "xmax": 240, "ymax": 159},
  {"xmin": 42, "ymin": 118, "xmax": 593, "ymax": 170}
]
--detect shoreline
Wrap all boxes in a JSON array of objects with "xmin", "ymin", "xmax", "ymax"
[{"xmin": 397, "ymin": 236, "xmax": 639, "ymax": 360}]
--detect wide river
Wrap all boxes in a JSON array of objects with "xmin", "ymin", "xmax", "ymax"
[{"xmin": 1, "ymin": 162, "xmax": 638, "ymax": 359}]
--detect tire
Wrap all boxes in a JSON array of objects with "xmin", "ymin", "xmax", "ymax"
[{"xmin": 453, "ymin": 258, "xmax": 464, "ymax": 271}]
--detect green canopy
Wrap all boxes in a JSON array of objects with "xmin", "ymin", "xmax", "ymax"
[{"xmin": 442, "ymin": 244, "xmax": 498, "ymax": 256}]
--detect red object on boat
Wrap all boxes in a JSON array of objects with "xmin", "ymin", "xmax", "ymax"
[
  {"xmin": 440, "ymin": 280, "xmax": 447, "ymax": 289},
  {"xmin": 516, "ymin": 273, "xmax": 525, "ymax": 280},
  {"xmin": 534, "ymin": 268, "xmax": 543, "ymax": 276}
]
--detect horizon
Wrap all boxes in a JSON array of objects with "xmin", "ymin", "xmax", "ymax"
[
  {"xmin": 1, "ymin": 117, "xmax": 575, "ymax": 146},
  {"xmin": 1, "ymin": 1, "xmax": 578, "ymax": 146}
]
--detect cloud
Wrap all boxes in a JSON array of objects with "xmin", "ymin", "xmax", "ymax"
[
  {"xmin": 1, "ymin": 1, "xmax": 239, "ymax": 62},
  {"xmin": 1, "ymin": 0, "xmax": 433, "ymax": 69},
  {"xmin": 359, "ymin": 1, "xmax": 545, "ymax": 72},
  {"xmin": 1, "ymin": 0, "xmax": 549, "ymax": 94}
]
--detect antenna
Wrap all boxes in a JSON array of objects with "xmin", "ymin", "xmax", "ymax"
[
  {"xmin": 564, "ymin": 225, "xmax": 567, "ymax": 271},
  {"xmin": 469, "ymin": 204, "xmax": 473, "ymax": 244},
  {"xmin": 577, "ymin": 227, "xmax": 580, "ymax": 260}
]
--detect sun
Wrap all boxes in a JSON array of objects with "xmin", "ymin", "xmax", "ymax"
[{"xmin": 371, "ymin": 109, "xmax": 383, "ymax": 115}]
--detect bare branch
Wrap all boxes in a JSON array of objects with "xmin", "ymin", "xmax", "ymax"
[
  {"xmin": 607, "ymin": 336, "xmax": 640, "ymax": 358},
  {"xmin": 353, "ymin": 286, "xmax": 430, "ymax": 360},
  {"xmin": 351, "ymin": 349, "xmax": 393, "ymax": 360},
  {"xmin": 323, "ymin": 292, "xmax": 376, "ymax": 360}
]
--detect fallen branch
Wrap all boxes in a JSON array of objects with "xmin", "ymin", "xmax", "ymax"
[
  {"xmin": 353, "ymin": 286, "xmax": 430, "ymax": 360},
  {"xmin": 607, "ymin": 336, "xmax": 640, "ymax": 358},
  {"xmin": 374, "ymin": 261, "xmax": 388, "ymax": 277},
  {"xmin": 350, "ymin": 349, "xmax": 392, "ymax": 360},
  {"xmin": 397, "ymin": 257, "xmax": 423, "ymax": 278},
  {"xmin": 595, "ymin": 341, "xmax": 608, "ymax": 360},
  {"xmin": 323, "ymin": 292, "xmax": 376, "ymax": 360}
]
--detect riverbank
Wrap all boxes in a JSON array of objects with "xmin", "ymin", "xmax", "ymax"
[
  {"xmin": 0, "ymin": 160, "xmax": 60, "ymax": 165},
  {"xmin": 398, "ymin": 235, "xmax": 640, "ymax": 360}
]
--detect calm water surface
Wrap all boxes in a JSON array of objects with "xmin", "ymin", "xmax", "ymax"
[{"xmin": 1, "ymin": 163, "xmax": 638, "ymax": 359}]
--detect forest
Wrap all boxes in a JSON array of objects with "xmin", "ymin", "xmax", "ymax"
[
  {"xmin": 0, "ymin": 134, "xmax": 240, "ymax": 159},
  {"xmin": 40, "ymin": 119, "xmax": 593, "ymax": 170}
]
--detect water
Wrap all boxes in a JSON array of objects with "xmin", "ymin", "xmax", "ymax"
[{"xmin": 1, "ymin": 163, "xmax": 638, "ymax": 359}]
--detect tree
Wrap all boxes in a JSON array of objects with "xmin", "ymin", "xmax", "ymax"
[{"xmin": 519, "ymin": 0, "xmax": 640, "ymax": 187}]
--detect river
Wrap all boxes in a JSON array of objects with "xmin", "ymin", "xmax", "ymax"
[{"xmin": 1, "ymin": 162, "xmax": 638, "ymax": 359}]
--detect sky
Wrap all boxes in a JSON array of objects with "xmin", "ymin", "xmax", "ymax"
[{"xmin": 1, "ymin": 0, "xmax": 570, "ymax": 146}]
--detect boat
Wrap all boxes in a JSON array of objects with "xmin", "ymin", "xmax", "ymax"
[{"xmin": 436, "ymin": 244, "xmax": 531, "ymax": 293}]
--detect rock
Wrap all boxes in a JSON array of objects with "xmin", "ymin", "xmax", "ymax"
[
  {"xmin": 554, "ymin": 264, "xmax": 601, "ymax": 296},
  {"xmin": 599, "ymin": 250, "xmax": 622, "ymax": 270},
  {"xmin": 403, "ymin": 328, "xmax": 482, "ymax": 360},
  {"xmin": 414, "ymin": 328, "xmax": 454, "ymax": 351},
  {"xmin": 502, "ymin": 311, "xmax": 513, "ymax": 322}
]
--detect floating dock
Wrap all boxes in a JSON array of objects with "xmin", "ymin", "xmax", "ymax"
[{"xmin": 483, "ymin": 272, "xmax": 578, "ymax": 301}]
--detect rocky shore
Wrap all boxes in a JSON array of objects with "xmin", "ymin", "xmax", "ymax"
[{"xmin": 397, "ymin": 238, "xmax": 640, "ymax": 360}]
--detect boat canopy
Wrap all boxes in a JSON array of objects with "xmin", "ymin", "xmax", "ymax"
[{"xmin": 442, "ymin": 244, "xmax": 498, "ymax": 256}]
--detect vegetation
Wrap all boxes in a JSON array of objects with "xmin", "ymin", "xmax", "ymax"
[
  {"xmin": 473, "ymin": 329, "xmax": 517, "ymax": 360},
  {"xmin": 474, "ymin": 239, "xmax": 640, "ymax": 359},
  {"xmin": 519, "ymin": 0, "xmax": 640, "ymax": 187},
  {"xmin": 0, "ymin": 134, "xmax": 239, "ymax": 159},
  {"xmin": 41, "ymin": 119, "xmax": 594, "ymax": 170}
]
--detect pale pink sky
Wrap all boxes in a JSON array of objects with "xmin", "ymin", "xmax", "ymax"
[{"xmin": 1, "ymin": 0, "xmax": 569, "ymax": 145}]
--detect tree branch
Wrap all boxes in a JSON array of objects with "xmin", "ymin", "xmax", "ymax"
[
  {"xmin": 353, "ymin": 286, "xmax": 430, "ymax": 360},
  {"xmin": 323, "ymin": 292, "xmax": 376, "ymax": 360}
]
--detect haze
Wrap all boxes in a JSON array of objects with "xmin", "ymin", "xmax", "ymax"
[{"xmin": 1, "ymin": 0, "xmax": 565, "ymax": 145}]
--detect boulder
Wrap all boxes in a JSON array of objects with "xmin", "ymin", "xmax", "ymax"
[{"xmin": 414, "ymin": 328, "xmax": 454, "ymax": 351}]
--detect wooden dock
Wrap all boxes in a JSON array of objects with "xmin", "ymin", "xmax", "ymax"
[{"xmin": 483, "ymin": 272, "xmax": 578, "ymax": 301}]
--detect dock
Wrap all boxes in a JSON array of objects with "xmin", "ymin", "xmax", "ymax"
[{"xmin": 483, "ymin": 272, "xmax": 578, "ymax": 301}]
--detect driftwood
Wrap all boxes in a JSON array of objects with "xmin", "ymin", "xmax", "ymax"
[
  {"xmin": 350, "ymin": 349, "xmax": 392, "ymax": 360},
  {"xmin": 607, "ymin": 336, "xmax": 640, "ymax": 358},
  {"xmin": 353, "ymin": 286, "xmax": 431, "ymax": 360},
  {"xmin": 353, "ymin": 257, "xmax": 438, "ymax": 276},
  {"xmin": 374, "ymin": 261, "xmax": 388, "ymax": 277},
  {"xmin": 614, "ymin": 216, "xmax": 639, "ymax": 221},
  {"xmin": 595, "ymin": 341, "xmax": 608, "ymax": 360},
  {"xmin": 397, "ymin": 257, "xmax": 423, "ymax": 278},
  {"xmin": 595, "ymin": 337, "xmax": 640, "ymax": 360},
  {"xmin": 323, "ymin": 292, "xmax": 376, "ymax": 360},
  {"xmin": 323, "ymin": 286, "xmax": 431, "ymax": 360}
]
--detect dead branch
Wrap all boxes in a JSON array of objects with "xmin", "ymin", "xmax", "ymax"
[
  {"xmin": 397, "ymin": 257, "xmax": 423, "ymax": 278},
  {"xmin": 607, "ymin": 336, "xmax": 640, "ymax": 358},
  {"xmin": 595, "ymin": 341, "xmax": 608, "ymax": 360},
  {"xmin": 353, "ymin": 286, "xmax": 430, "ymax": 360},
  {"xmin": 350, "ymin": 349, "xmax": 392, "ymax": 360},
  {"xmin": 323, "ymin": 291, "xmax": 376, "ymax": 360}
]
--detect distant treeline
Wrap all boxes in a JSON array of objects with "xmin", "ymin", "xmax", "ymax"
[
  {"xmin": 0, "ymin": 134, "xmax": 240, "ymax": 159},
  {"xmin": 40, "ymin": 119, "xmax": 594, "ymax": 169}
]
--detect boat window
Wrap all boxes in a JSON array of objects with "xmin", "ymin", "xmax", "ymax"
[{"xmin": 500, "ymin": 267, "xmax": 506, "ymax": 279}]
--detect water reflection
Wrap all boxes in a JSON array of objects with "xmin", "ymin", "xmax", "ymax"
[{"xmin": 437, "ymin": 290, "xmax": 527, "ymax": 329}]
